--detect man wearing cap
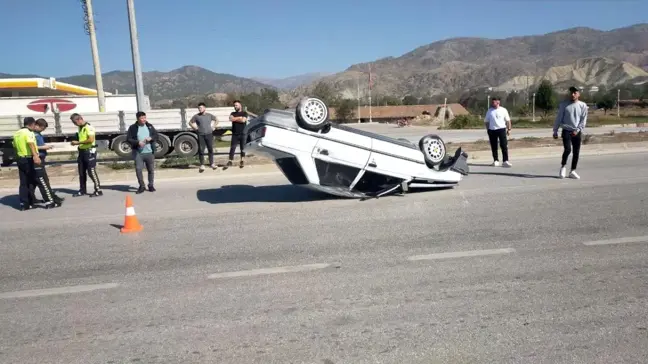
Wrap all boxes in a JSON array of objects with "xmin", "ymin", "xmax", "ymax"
[
  {"xmin": 553, "ymin": 86, "xmax": 588, "ymax": 179},
  {"xmin": 484, "ymin": 96, "xmax": 512, "ymax": 167}
]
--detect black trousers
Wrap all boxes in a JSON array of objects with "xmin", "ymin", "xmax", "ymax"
[
  {"xmin": 78, "ymin": 149, "xmax": 101, "ymax": 193},
  {"xmin": 18, "ymin": 157, "xmax": 56, "ymax": 206},
  {"xmin": 197, "ymin": 134, "xmax": 214, "ymax": 166},
  {"xmin": 17, "ymin": 157, "xmax": 36, "ymax": 206},
  {"xmin": 487, "ymin": 128, "xmax": 509, "ymax": 162},
  {"xmin": 561, "ymin": 129, "xmax": 582, "ymax": 170},
  {"xmin": 228, "ymin": 133, "xmax": 246, "ymax": 160}
]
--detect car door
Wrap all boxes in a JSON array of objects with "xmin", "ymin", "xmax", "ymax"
[
  {"xmin": 364, "ymin": 137, "xmax": 424, "ymax": 180},
  {"xmin": 310, "ymin": 127, "xmax": 371, "ymax": 189}
]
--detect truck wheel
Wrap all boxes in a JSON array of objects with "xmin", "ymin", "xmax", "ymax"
[
  {"xmin": 173, "ymin": 134, "xmax": 198, "ymax": 157},
  {"xmin": 295, "ymin": 97, "xmax": 330, "ymax": 132},
  {"xmin": 153, "ymin": 135, "xmax": 171, "ymax": 158},
  {"xmin": 111, "ymin": 135, "xmax": 132, "ymax": 158},
  {"xmin": 418, "ymin": 134, "xmax": 446, "ymax": 168}
]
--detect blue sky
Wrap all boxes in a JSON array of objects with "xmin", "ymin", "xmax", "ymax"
[{"xmin": 2, "ymin": 0, "xmax": 646, "ymax": 79}]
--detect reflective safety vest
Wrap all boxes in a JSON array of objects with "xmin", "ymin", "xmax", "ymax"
[
  {"xmin": 12, "ymin": 128, "xmax": 36, "ymax": 157},
  {"xmin": 77, "ymin": 123, "xmax": 96, "ymax": 151}
]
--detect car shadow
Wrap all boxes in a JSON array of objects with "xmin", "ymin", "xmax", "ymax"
[{"xmin": 197, "ymin": 184, "xmax": 340, "ymax": 204}]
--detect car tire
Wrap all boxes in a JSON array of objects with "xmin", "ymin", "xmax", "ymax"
[
  {"xmin": 295, "ymin": 97, "xmax": 330, "ymax": 132},
  {"xmin": 418, "ymin": 134, "xmax": 447, "ymax": 168}
]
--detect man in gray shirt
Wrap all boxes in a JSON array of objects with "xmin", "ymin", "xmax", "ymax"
[
  {"xmin": 553, "ymin": 86, "xmax": 588, "ymax": 179},
  {"xmin": 189, "ymin": 102, "xmax": 218, "ymax": 172}
]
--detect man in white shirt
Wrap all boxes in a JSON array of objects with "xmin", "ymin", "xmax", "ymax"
[{"xmin": 484, "ymin": 96, "xmax": 512, "ymax": 167}]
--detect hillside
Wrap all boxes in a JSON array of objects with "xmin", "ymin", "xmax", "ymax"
[
  {"xmin": 0, "ymin": 67, "xmax": 274, "ymax": 104},
  {"xmin": 293, "ymin": 23, "xmax": 648, "ymax": 98},
  {"xmin": 495, "ymin": 57, "xmax": 648, "ymax": 91}
]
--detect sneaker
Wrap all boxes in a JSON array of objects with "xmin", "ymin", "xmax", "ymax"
[
  {"xmin": 148, "ymin": 185, "xmax": 156, "ymax": 192},
  {"xmin": 569, "ymin": 170, "xmax": 580, "ymax": 179},
  {"xmin": 503, "ymin": 161, "xmax": 512, "ymax": 168},
  {"xmin": 223, "ymin": 160, "xmax": 233, "ymax": 170},
  {"xmin": 559, "ymin": 166, "xmax": 567, "ymax": 178},
  {"xmin": 73, "ymin": 190, "xmax": 86, "ymax": 197},
  {"xmin": 211, "ymin": 163, "xmax": 217, "ymax": 170},
  {"xmin": 199, "ymin": 165, "xmax": 205, "ymax": 173},
  {"xmin": 136, "ymin": 186, "xmax": 146, "ymax": 194},
  {"xmin": 239, "ymin": 159, "xmax": 245, "ymax": 168},
  {"xmin": 491, "ymin": 161, "xmax": 501, "ymax": 167}
]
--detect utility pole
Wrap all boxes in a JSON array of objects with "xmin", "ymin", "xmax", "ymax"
[
  {"xmin": 532, "ymin": 93, "xmax": 536, "ymax": 122},
  {"xmin": 81, "ymin": 0, "xmax": 106, "ymax": 112},
  {"xmin": 127, "ymin": 0, "xmax": 147, "ymax": 112},
  {"xmin": 368, "ymin": 64, "xmax": 373, "ymax": 123},
  {"xmin": 442, "ymin": 97, "xmax": 447, "ymax": 128},
  {"xmin": 357, "ymin": 73, "xmax": 360, "ymax": 123},
  {"xmin": 617, "ymin": 89, "xmax": 620, "ymax": 118}
]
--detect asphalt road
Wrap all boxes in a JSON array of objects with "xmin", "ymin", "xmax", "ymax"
[{"xmin": 1, "ymin": 153, "xmax": 648, "ymax": 364}]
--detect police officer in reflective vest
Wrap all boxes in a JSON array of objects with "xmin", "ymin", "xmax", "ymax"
[
  {"xmin": 70, "ymin": 113, "xmax": 103, "ymax": 197},
  {"xmin": 12, "ymin": 117, "xmax": 61, "ymax": 210}
]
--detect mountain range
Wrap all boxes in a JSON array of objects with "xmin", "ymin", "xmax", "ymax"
[
  {"xmin": 291, "ymin": 23, "xmax": 648, "ymax": 100},
  {"xmin": 2, "ymin": 23, "xmax": 647, "ymax": 104}
]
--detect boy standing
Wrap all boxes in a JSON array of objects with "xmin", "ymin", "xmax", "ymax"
[{"xmin": 553, "ymin": 86, "xmax": 588, "ymax": 179}]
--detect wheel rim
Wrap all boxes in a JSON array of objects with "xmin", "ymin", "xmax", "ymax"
[
  {"xmin": 180, "ymin": 141, "xmax": 193, "ymax": 154},
  {"xmin": 425, "ymin": 139, "xmax": 445, "ymax": 162},
  {"xmin": 301, "ymin": 99, "xmax": 327, "ymax": 125},
  {"xmin": 120, "ymin": 141, "xmax": 132, "ymax": 154}
]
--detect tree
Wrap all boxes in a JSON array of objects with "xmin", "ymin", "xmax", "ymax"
[
  {"xmin": 535, "ymin": 80, "xmax": 556, "ymax": 116},
  {"xmin": 334, "ymin": 99, "xmax": 356, "ymax": 123},
  {"xmin": 311, "ymin": 81, "xmax": 337, "ymax": 105},
  {"xmin": 402, "ymin": 95, "xmax": 418, "ymax": 105},
  {"xmin": 594, "ymin": 91, "xmax": 616, "ymax": 114}
]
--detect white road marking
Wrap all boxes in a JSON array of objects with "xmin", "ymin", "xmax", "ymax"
[
  {"xmin": 0, "ymin": 283, "xmax": 119, "ymax": 299},
  {"xmin": 408, "ymin": 248, "xmax": 515, "ymax": 261},
  {"xmin": 582, "ymin": 235, "xmax": 648, "ymax": 246},
  {"xmin": 208, "ymin": 263, "xmax": 330, "ymax": 279}
]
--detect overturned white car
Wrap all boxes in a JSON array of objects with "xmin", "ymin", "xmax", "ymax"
[{"xmin": 244, "ymin": 97, "xmax": 469, "ymax": 199}]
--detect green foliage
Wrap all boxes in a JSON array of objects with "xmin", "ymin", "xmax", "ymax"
[
  {"xmin": 445, "ymin": 115, "xmax": 483, "ymax": 129},
  {"xmin": 335, "ymin": 99, "xmax": 356, "ymax": 122},
  {"xmin": 535, "ymin": 80, "xmax": 556, "ymax": 115},
  {"xmin": 402, "ymin": 95, "xmax": 418, "ymax": 105},
  {"xmin": 311, "ymin": 81, "xmax": 337, "ymax": 106},
  {"xmin": 594, "ymin": 91, "xmax": 616, "ymax": 114}
]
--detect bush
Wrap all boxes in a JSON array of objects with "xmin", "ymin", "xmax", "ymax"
[{"xmin": 446, "ymin": 115, "xmax": 483, "ymax": 129}]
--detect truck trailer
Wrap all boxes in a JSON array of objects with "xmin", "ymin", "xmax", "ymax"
[{"xmin": 0, "ymin": 105, "xmax": 243, "ymax": 167}]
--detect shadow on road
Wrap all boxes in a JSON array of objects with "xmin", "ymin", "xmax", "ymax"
[
  {"xmin": 55, "ymin": 184, "xmax": 138, "ymax": 195},
  {"xmin": 470, "ymin": 171, "xmax": 559, "ymax": 179},
  {"xmin": 197, "ymin": 184, "xmax": 337, "ymax": 204}
]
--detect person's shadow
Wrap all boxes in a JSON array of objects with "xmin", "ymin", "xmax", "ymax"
[
  {"xmin": 196, "ymin": 184, "xmax": 339, "ymax": 204},
  {"xmin": 0, "ymin": 184, "xmax": 138, "ymax": 210}
]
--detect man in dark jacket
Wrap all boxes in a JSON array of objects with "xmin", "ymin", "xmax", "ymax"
[{"xmin": 127, "ymin": 111, "xmax": 159, "ymax": 193}]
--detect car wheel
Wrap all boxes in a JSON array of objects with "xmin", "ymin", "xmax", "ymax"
[
  {"xmin": 418, "ymin": 134, "xmax": 446, "ymax": 168},
  {"xmin": 296, "ymin": 97, "xmax": 330, "ymax": 131}
]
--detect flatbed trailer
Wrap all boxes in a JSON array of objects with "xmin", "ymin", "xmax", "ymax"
[{"xmin": 0, "ymin": 107, "xmax": 250, "ymax": 166}]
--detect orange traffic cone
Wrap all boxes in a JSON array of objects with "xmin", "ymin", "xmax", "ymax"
[{"xmin": 120, "ymin": 195, "xmax": 143, "ymax": 233}]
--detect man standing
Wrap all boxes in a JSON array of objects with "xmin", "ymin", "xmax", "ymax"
[
  {"xmin": 12, "ymin": 117, "xmax": 60, "ymax": 210},
  {"xmin": 553, "ymin": 86, "xmax": 588, "ymax": 179},
  {"xmin": 484, "ymin": 96, "xmax": 512, "ymax": 167},
  {"xmin": 127, "ymin": 111, "xmax": 158, "ymax": 193},
  {"xmin": 70, "ymin": 113, "xmax": 103, "ymax": 197},
  {"xmin": 189, "ymin": 102, "xmax": 218, "ymax": 172},
  {"xmin": 224, "ymin": 100, "xmax": 248, "ymax": 169},
  {"xmin": 31, "ymin": 118, "xmax": 64, "ymax": 204}
]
